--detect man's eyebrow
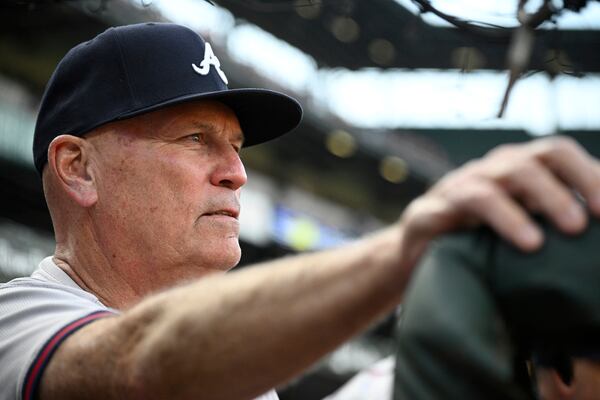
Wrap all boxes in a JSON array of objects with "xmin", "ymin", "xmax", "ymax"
[{"xmin": 191, "ymin": 121, "xmax": 218, "ymax": 132}]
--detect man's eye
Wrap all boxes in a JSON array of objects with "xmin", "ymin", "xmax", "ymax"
[{"xmin": 189, "ymin": 133, "xmax": 203, "ymax": 143}]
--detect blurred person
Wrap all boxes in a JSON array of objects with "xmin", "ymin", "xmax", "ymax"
[
  {"xmin": 326, "ymin": 220, "xmax": 600, "ymax": 400},
  {"xmin": 1, "ymin": 22, "xmax": 600, "ymax": 400},
  {"xmin": 394, "ymin": 217, "xmax": 600, "ymax": 400}
]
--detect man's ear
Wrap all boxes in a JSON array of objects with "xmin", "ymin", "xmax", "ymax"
[
  {"xmin": 551, "ymin": 369, "xmax": 575, "ymax": 399},
  {"xmin": 47, "ymin": 135, "xmax": 98, "ymax": 207},
  {"xmin": 536, "ymin": 366, "xmax": 576, "ymax": 400}
]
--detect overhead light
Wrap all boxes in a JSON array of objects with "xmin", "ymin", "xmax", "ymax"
[
  {"xmin": 295, "ymin": 0, "xmax": 321, "ymax": 19},
  {"xmin": 326, "ymin": 129, "xmax": 357, "ymax": 158},
  {"xmin": 379, "ymin": 156, "xmax": 409, "ymax": 183},
  {"xmin": 330, "ymin": 17, "xmax": 361, "ymax": 43},
  {"xmin": 368, "ymin": 39, "xmax": 396, "ymax": 66}
]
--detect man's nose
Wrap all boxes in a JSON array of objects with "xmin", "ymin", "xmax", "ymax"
[{"xmin": 211, "ymin": 149, "xmax": 247, "ymax": 190}]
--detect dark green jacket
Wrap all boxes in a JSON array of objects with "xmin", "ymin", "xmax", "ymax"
[{"xmin": 394, "ymin": 219, "xmax": 600, "ymax": 399}]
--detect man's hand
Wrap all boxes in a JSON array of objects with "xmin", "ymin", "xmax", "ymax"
[{"xmin": 397, "ymin": 136, "xmax": 600, "ymax": 270}]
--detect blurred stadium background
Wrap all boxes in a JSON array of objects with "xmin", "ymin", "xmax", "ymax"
[{"xmin": 1, "ymin": 0, "xmax": 599, "ymax": 398}]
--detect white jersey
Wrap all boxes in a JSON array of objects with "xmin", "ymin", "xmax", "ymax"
[
  {"xmin": 323, "ymin": 356, "xmax": 394, "ymax": 400},
  {"xmin": 0, "ymin": 257, "xmax": 278, "ymax": 400}
]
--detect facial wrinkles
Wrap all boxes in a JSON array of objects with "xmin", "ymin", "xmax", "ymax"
[
  {"xmin": 86, "ymin": 125, "xmax": 142, "ymax": 180},
  {"xmin": 196, "ymin": 196, "xmax": 241, "ymax": 220},
  {"xmin": 90, "ymin": 109, "xmax": 244, "ymax": 206},
  {"xmin": 213, "ymin": 107, "xmax": 244, "ymax": 148},
  {"xmin": 133, "ymin": 113, "xmax": 242, "ymax": 223}
]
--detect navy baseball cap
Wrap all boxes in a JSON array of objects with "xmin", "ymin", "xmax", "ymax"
[{"xmin": 33, "ymin": 22, "xmax": 303, "ymax": 174}]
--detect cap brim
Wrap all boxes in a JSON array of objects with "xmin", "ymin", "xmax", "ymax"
[{"xmin": 117, "ymin": 88, "xmax": 303, "ymax": 146}]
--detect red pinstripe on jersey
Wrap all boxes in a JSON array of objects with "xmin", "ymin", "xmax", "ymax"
[{"xmin": 22, "ymin": 310, "xmax": 115, "ymax": 400}]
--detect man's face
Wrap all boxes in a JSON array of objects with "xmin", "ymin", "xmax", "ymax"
[{"xmin": 86, "ymin": 100, "xmax": 247, "ymax": 292}]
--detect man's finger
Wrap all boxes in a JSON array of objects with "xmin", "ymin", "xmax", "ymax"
[
  {"xmin": 501, "ymin": 159, "xmax": 586, "ymax": 234},
  {"xmin": 456, "ymin": 181, "xmax": 543, "ymax": 251},
  {"xmin": 533, "ymin": 137, "xmax": 600, "ymax": 215}
]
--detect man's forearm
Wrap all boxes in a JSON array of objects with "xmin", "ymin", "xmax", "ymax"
[
  {"xmin": 129, "ymin": 226, "xmax": 406, "ymax": 399},
  {"xmin": 42, "ymin": 227, "xmax": 408, "ymax": 400}
]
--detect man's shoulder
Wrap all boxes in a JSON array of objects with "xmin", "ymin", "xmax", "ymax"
[
  {"xmin": 1, "ymin": 275, "xmax": 60, "ymax": 290},
  {"xmin": 1, "ymin": 274, "xmax": 95, "ymax": 301},
  {"xmin": 0, "ymin": 274, "xmax": 112, "ymax": 323},
  {"xmin": 0, "ymin": 273, "xmax": 115, "ymax": 400},
  {"xmin": 1, "ymin": 257, "xmax": 109, "ymax": 310},
  {"xmin": 2, "ymin": 274, "xmax": 72, "ymax": 289}
]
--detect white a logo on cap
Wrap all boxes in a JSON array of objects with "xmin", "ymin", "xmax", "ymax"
[{"xmin": 192, "ymin": 42, "xmax": 228, "ymax": 85}]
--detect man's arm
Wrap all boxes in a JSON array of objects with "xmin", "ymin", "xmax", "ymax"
[
  {"xmin": 41, "ymin": 227, "xmax": 405, "ymax": 400},
  {"xmin": 39, "ymin": 137, "xmax": 600, "ymax": 400}
]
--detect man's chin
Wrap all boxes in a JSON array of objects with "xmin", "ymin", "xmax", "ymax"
[
  {"xmin": 202, "ymin": 245, "xmax": 242, "ymax": 272},
  {"xmin": 173, "ymin": 254, "xmax": 240, "ymax": 285}
]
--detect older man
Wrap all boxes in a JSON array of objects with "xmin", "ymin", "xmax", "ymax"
[{"xmin": 1, "ymin": 23, "xmax": 599, "ymax": 400}]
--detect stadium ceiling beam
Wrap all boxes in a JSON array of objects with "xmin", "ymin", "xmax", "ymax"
[{"xmin": 214, "ymin": 0, "xmax": 600, "ymax": 73}]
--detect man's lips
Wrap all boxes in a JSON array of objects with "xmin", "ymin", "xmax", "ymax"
[{"xmin": 201, "ymin": 208, "xmax": 240, "ymax": 220}]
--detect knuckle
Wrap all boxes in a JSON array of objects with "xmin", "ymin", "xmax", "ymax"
[
  {"xmin": 515, "ymin": 158, "xmax": 542, "ymax": 175},
  {"xmin": 437, "ymin": 161, "xmax": 479, "ymax": 187},
  {"xmin": 464, "ymin": 182, "xmax": 499, "ymax": 207},
  {"xmin": 456, "ymin": 159, "xmax": 481, "ymax": 175},
  {"xmin": 551, "ymin": 135, "xmax": 578, "ymax": 148},
  {"xmin": 497, "ymin": 158, "xmax": 540, "ymax": 186},
  {"xmin": 487, "ymin": 143, "xmax": 518, "ymax": 158},
  {"xmin": 542, "ymin": 135, "xmax": 581, "ymax": 156}
]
